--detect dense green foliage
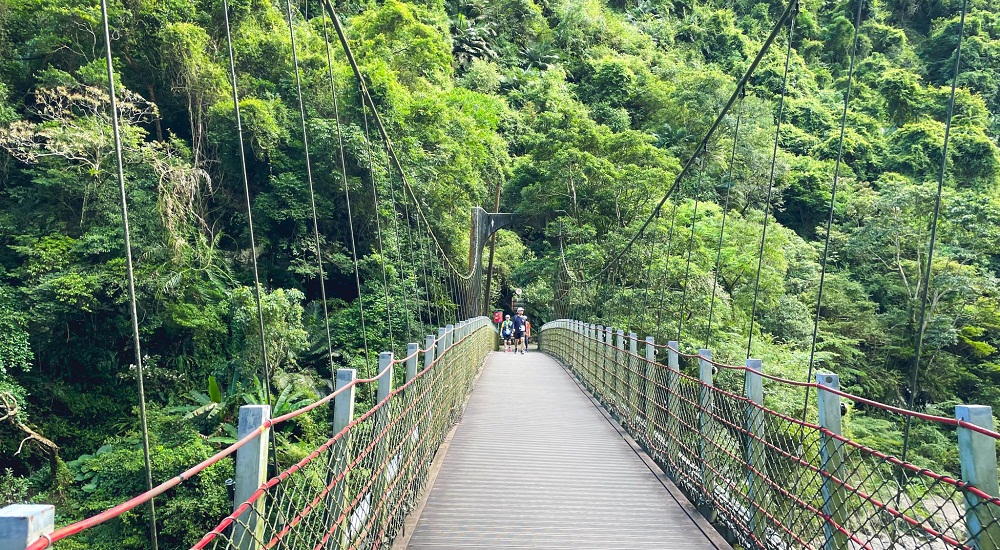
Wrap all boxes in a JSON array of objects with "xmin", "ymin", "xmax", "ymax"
[{"xmin": 1, "ymin": 0, "xmax": 999, "ymax": 545}]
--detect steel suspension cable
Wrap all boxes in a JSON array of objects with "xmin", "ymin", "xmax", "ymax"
[
  {"xmin": 221, "ymin": 0, "xmax": 280, "ymax": 479},
  {"xmin": 446, "ymin": 253, "xmax": 458, "ymax": 323},
  {"xmin": 339, "ymin": 8, "xmax": 475, "ymax": 328},
  {"xmin": 588, "ymin": 279, "xmax": 600, "ymax": 324},
  {"xmin": 380, "ymin": 140, "xmax": 413, "ymax": 343},
  {"xmin": 609, "ymin": 262, "xmax": 622, "ymax": 329},
  {"xmin": 747, "ymin": 10, "xmax": 797, "ymax": 359},
  {"xmin": 556, "ymin": 222, "xmax": 584, "ymax": 321},
  {"xmin": 562, "ymin": 224, "xmax": 598, "ymax": 324},
  {"xmin": 396, "ymin": 175, "xmax": 429, "ymax": 334},
  {"xmin": 624, "ymin": 224, "xmax": 655, "ymax": 333},
  {"xmin": 705, "ymin": 92, "xmax": 745, "ymax": 348},
  {"xmin": 420, "ymin": 233, "xmax": 440, "ymax": 328},
  {"xmin": 284, "ymin": 0, "xmax": 334, "ymax": 368},
  {"xmin": 431, "ymin": 241, "xmax": 445, "ymax": 326},
  {"xmin": 622, "ymin": 245, "xmax": 637, "ymax": 331},
  {"xmin": 458, "ymin": 267, "xmax": 469, "ymax": 320},
  {"xmin": 802, "ymin": 0, "xmax": 865, "ymax": 418},
  {"xmin": 483, "ymin": 179, "xmax": 504, "ymax": 316},
  {"xmin": 319, "ymin": 9, "xmax": 370, "ymax": 366},
  {"xmin": 654, "ymin": 198, "xmax": 681, "ymax": 342},
  {"xmin": 559, "ymin": 0, "xmax": 798, "ymax": 286},
  {"xmin": 359, "ymin": 87, "xmax": 395, "ymax": 350},
  {"xmin": 404, "ymin": 205, "xmax": 432, "ymax": 334},
  {"xmin": 447, "ymin": 268, "xmax": 460, "ymax": 323},
  {"xmin": 318, "ymin": 1, "xmax": 495, "ymax": 284},
  {"xmin": 900, "ymin": 0, "xmax": 969, "ymax": 466},
  {"xmin": 99, "ymin": 2, "xmax": 157, "ymax": 546},
  {"xmin": 677, "ymin": 154, "xmax": 706, "ymax": 341},
  {"xmin": 637, "ymin": 213, "xmax": 667, "ymax": 335}
]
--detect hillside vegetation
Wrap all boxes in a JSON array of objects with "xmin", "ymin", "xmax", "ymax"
[{"xmin": 1, "ymin": 0, "xmax": 999, "ymax": 545}]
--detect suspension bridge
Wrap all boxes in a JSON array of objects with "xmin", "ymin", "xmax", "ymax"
[{"xmin": 2, "ymin": 0, "xmax": 999, "ymax": 547}]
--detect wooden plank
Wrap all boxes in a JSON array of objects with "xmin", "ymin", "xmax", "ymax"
[{"xmin": 407, "ymin": 350, "xmax": 727, "ymax": 549}]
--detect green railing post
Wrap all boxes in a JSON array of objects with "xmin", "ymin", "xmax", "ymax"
[
  {"xmin": 956, "ymin": 405, "xmax": 1000, "ymax": 550},
  {"xmin": 745, "ymin": 358, "xmax": 765, "ymax": 543},
  {"xmin": 817, "ymin": 373, "xmax": 849, "ymax": 550}
]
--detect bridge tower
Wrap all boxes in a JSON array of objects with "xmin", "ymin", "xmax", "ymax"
[{"xmin": 464, "ymin": 207, "xmax": 542, "ymax": 317}]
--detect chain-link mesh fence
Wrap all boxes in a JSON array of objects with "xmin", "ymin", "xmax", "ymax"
[
  {"xmin": 188, "ymin": 318, "xmax": 494, "ymax": 550},
  {"xmin": 541, "ymin": 320, "xmax": 1000, "ymax": 550}
]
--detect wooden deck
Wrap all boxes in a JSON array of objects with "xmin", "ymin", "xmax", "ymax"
[{"xmin": 403, "ymin": 349, "xmax": 729, "ymax": 549}]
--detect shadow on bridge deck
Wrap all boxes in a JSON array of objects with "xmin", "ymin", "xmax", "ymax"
[{"xmin": 400, "ymin": 350, "xmax": 730, "ymax": 549}]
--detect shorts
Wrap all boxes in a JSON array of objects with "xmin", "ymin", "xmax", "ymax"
[
  {"xmin": 502, "ymin": 332, "xmax": 512, "ymax": 340},
  {"xmin": 514, "ymin": 330, "xmax": 525, "ymax": 339}
]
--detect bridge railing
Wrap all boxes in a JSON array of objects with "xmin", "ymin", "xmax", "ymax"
[
  {"xmin": 540, "ymin": 319, "xmax": 1000, "ymax": 550},
  {"xmin": 4, "ymin": 317, "xmax": 494, "ymax": 550}
]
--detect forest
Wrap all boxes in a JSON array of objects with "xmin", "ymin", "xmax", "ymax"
[{"xmin": 1, "ymin": 0, "xmax": 999, "ymax": 546}]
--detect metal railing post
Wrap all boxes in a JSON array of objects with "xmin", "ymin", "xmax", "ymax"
[
  {"xmin": 644, "ymin": 336, "xmax": 656, "ymax": 453},
  {"xmin": 587, "ymin": 324, "xmax": 595, "ymax": 388},
  {"xmin": 425, "ymin": 334, "xmax": 437, "ymax": 381},
  {"xmin": 405, "ymin": 343, "xmax": 419, "ymax": 383},
  {"xmin": 234, "ymin": 404, "xmax": 271, "ymax": 550},
  {"xmin": 0, "ymin": 505, "xmax": 54, "ymax": 550},
  {"xmin": 416, "ymin": 334, "xmax": 436, "ymax": 486},
  {"xmin": 956, "ymin": 405, "xmax": 1000, "ymax": 550},
  {"xmin": 325, "ymin": 368, "xmax": 356, "ymax": 549},
  {"xmin": 603, "ymin": 327, "xmax": 612, "ymax": 402},
  {"xmin": 596, "ymin": 325, "xmax": 605, "ymax": 397},
  {"xmin": 745, "ymin": 358, "xmax": 765, "ymax": 543},
  {"xmin": 665, "ymin": 340, "xmax": 680, "ymax": 467},
  {"xmin": 628, "ymin": 332, "xmax": 638, "ymax": 428},
  {"xmin": 590, "ymin": 324, "xmax": 598, "ymax": 389},
  {"xmin": 377, "ymin": 351, "xmax": 394, "ymax": 403},
  {"xmin": 615, "ymin": 329, "xmax": 625, "ymax": 417},
  {"xmin": 435, "ymin": 328, "xmax": 446, "ymax": 364},
  {"xmin": 443, "ymin": 325, "xmax": 457, "ymax": 420},
  {"xmin": 401, "ymin": 342, "xmax": 420, "ymax": 514},
  {"xmin": 817, "ymin": 373, "xmax": 849, "ymax": 550},
  {"xmin": 370, "ymin": 352, "xmax": 394, "ymax": 542},
  {"xmin": 698, "ymin": 349, "xmax": 714, "ymax": 514}
]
